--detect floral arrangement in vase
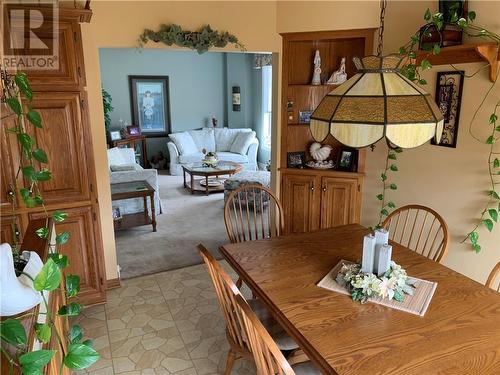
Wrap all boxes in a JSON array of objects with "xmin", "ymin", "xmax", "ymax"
[
  {"xmin": 336, "ymin": 261, "xmax": 416, "ymax": 303},
  {"xmin": 202, "ymin": 148, "xmax": 218, "ymax": 167}
]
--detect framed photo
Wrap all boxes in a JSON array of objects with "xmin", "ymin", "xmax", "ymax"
[
  {"xmin": 287, "ymin": 151, "xmax": 305, "ymax": 168},
  {"xmin": 431, "ymin": 70, "xmax": 464, "ymax": 148},
  {"xmin": 112, "ymin": 207, "xmax": 122, "ymax": 221},
  {"xmin": 109, "ymin": 130, "xmax": 121, "ymax": 141},
  {"xmin": 126, "ymin": 125, "xmax": 141, "ymax": 137},
  {"xmin": 299, "ymin": 110, "xmax": 313, "ymax": 124},
  {"xmin": 336, "ymin": 148, "xmax": 358, "ymax": 172},
  {"xmin": 129, "ymin": 75, "xmax": 171, "ymax": 137}
]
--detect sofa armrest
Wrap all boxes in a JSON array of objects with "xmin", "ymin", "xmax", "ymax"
[
  {"xmin": 246, "ymin": 139, "xmax": 259, "ymax": 164},
  {"xmin": 109, "ymin": 168, "xmax": 157, "ymax": 186},
  {"xmin": 167, "ymin": 141, "xmax": 179, "ymax": 160}
]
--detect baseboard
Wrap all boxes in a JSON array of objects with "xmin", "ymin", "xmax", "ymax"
[{"xmin": 106, "ymin": 278, "xmax": 122, "ymax": 290}]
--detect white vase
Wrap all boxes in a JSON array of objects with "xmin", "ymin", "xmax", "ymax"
[
  {"xmin": 18, "ymin": 250, "xmax": 44, "ymax": 288},
  {"xmin": 0, "ymin": 243, "xmax": 42, "ymax": 317}
]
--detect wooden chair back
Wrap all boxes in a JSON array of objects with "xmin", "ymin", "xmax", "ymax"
[
  {"xmin": 224, "ymin": 184, "xmax": 284, "ymax": 243},
  {"xmin": 382, "ymin": 204, "xmax": 449, "ymax": 263},
  {"xmin": 198, "ymin": 244, "xmax": 250, "ymax": 353},
  {"xmin": 234, "ymin": 293, "xmax": 295, "ymax": 375},
  {"xmin": 486, "ymin": 262, "xmax": 500, "ymax": 292}
]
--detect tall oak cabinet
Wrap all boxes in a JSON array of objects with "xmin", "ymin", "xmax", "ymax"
[{"xmin": 0, "ymin": 5, "xmax": 106, "ymax": 305}]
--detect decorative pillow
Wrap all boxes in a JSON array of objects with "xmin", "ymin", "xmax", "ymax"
[
  {"xmin": 188, "ymin": 128, "xmax": 216, "ymax": 152},
  {"xmin": 215, "ymin": 128, "xmax": 252, "ymax": 152},
  {"xmin": 230, "ymin": 131, "xmax": 256, "ymax": 155},
  {"xmin": 110, "ymin": 164, "xmax": 137, "ymax": 172},
  {"xmin": 168, "ymin": 132, "xmax": 198, "ymax": 155}
]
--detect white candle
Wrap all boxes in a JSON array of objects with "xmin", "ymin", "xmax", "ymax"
[
  {"xmin": 373, "ymin": 229, "xmax": 389, "ymax": 274},
  {"xmin": 377, "ymin": 244, "xmax": 393, "ymax": 276},
  {"xmin": 361, "ymin": 234, "xmax": 376, "ymax": 274}
]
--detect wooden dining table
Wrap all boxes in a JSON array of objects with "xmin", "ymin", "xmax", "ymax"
[{"xmin": 219, "ymin": 224, "xmax": 500, "ymax": 375}]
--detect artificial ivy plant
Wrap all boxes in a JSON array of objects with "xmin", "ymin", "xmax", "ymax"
[
  {"xmin": 102, "ymin": 87, "xmax": 114, "ymax": 132},
  {"xmin": 375, "ymin": 8, "xmax": 500, "ymax": 252},
  {"xmin": 0, "ymin": 70, "xmax": 100, "ymax": 374},
  {"xmin": 138, "ymin": 24, "xmax": 245, "ymax": 54}
]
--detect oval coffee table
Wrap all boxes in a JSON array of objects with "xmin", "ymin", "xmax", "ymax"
[{"xmin": 182, "ymin": 161, "xmax": 242, "ymax": 195}]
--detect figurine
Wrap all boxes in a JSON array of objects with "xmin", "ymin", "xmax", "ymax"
[
  {"xmin": 306, "ymin": 142, "xmax": 334, "ymax": 169},
  {"xmin": 326, "ymin": 57, "xmax": 348, "ymax": 85},
  {"xmin": 311, "ymin": 50, "xmax": 322, "ymax": 85}
]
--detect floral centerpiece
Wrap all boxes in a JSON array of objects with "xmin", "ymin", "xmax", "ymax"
[{"xmin": 336, "ymin": 261, "xmax": 416, "ymax": 303}]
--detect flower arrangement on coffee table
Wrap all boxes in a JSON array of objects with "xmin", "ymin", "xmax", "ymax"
[{"xmin": 336, "ymin": 261, "xmax": 417, "ymax": 303}]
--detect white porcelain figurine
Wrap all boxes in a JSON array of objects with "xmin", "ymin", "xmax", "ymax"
[
  {"xmin": 309, "ymin": 142, "xmax": 332, "ymax": 162},
  {"xmin": 311, "ymin": 50, "xmax": 322, "ymax": 85},
  {"xmin": 0, "ymin": 243, "xmax": 42, "ymax": 316},
  {"xmin": 326, "ymin": 57, "xmax": 348, "ymax": 85}
]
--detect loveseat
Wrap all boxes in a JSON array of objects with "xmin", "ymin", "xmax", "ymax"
[
  {"xmin": 167, "ymin": 128, "xmax": 258, "ymax": 176},
  {"xmin": 107, "ymin": 147, "xmax": 162, "ymax": 215}
]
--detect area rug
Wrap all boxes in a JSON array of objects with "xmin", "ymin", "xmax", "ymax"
[{"xmin": 114, "ymin": 172, "xmax": 228, "ymax": 279}]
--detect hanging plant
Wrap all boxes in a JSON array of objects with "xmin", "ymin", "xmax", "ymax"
[
  {"xmin": 138, "ymin": 24, "xmax": 246, "ymax": 54},
  {"xmin": 377, "ymin": 8, "xmax": 500, "ymax": 252}
]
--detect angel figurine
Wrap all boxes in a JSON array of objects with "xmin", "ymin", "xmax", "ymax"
[
  {"xmin": 311, "ymin": 50, "xmax": 322, "ymax": 85},
  {"xmin": 326, "ymin": 57, "xmax": 347, "ymax": 85}
]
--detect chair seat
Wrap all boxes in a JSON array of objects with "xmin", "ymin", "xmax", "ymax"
[
  {"xmin": 247, "ymin": 298, "xmax": 299, "ymax": 351},
  {"xmin": 292, "ymin": 362, "xmax": 321, "ymax": 375}
]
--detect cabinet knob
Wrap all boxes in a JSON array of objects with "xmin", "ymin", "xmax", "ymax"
[
  {"xmin": 322, "ymin": 186, "xmax": 327, "ymax": 192},
  {"xmin": 310, "ymin": 186, "xmax": 315, "ymax": 192}
]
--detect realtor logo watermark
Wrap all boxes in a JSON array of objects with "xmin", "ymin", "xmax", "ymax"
[{"xmin": 2, "ymin": 0, "xmax": 59, "ymax": 70}]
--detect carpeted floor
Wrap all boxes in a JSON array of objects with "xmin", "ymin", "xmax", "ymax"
[{"xmin": 114, "ymin": 172, "xmax": 228, "ymax": 279}]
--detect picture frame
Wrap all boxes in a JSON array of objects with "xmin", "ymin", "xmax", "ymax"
[
  {"xmin": 126, "ymin": 125, "xmax": 141, "ymax": 137},
  {"xmin": 129, "ymin": 75, "xmax": 171, "ymax": 137},
  {"xmin": 431, "ymin": 70, "xmax": 464, "ymax": 148},
  {"xmin": 287, "ymin": 151, "xmax": 306, "ymax": 168},
  {"xmin": 112, "ymin": 207, "xmax": 122, "ymax": 221},
  {"xmin": 299, "ymin": 110, "xmax": 313, "ymax": 124},
  {"xmin": 336, "ymin": 148, "xmax": 358, "ymax": 172},
  {"xmin": 109, "ymin": 130, "xmax": 121, "ymax": 141}
]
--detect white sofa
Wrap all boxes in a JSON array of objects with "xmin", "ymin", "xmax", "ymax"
[
  {"xmin": 167, "ymin": 128, "xmax": 258, "ymax": 176},
  {"xmin": 107, "ymin": 147, "xmax": 162, "ymax": 215}
]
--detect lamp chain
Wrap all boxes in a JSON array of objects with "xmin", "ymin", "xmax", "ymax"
[{"xmin": 376, "ymin": 0, "xmax": 387, "ymax": 56}]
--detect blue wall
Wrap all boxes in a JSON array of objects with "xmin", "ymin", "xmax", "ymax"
[{"xmin": 225, "ymin": 53, "xmax": 254, "ymax": 128}]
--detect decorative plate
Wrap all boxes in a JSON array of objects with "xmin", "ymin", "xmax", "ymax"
[
  {"xmin": 199, "ymin": 178, "xmax": 223, "ymax": 187},
  {"xmin": 306, "ymin": 161, "xmax": 335, "ymax": 170}
]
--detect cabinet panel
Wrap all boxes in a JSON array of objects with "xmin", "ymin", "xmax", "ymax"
[
  {"xmin": 320, "ymin": 177, "xmax": 358, "ymax": 229},
  {"xmin": 27, "ymin": 92, "xmax": 91, "ymax": 205},
  {"xmin": 30, "ymin": 206, "xmax": 105, "ymax": 305},
  {"xmin": 281, "ymin": 173, "xmax": 319, "ymax": 234}
]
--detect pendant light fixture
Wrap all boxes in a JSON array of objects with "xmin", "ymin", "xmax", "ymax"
[{"xmin": 310, "ymin": 0, "xmax": 444, "ymax": 149}]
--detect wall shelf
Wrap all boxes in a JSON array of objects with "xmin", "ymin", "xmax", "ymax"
[{"xmin": 416, "ymin": 42, "xmax": 500, "ymax": 82}]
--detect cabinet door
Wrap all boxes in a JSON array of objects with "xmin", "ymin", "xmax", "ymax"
[
  {"xmin": 0, "ymin": 215, "xmax": 22, "ymax": 245},
  {"xmin": 1, "ymin": 113, "xmax": 22, "ymax": 211},
  {"xmin": 320, "ymin": 177, "xmax": 359, "ymax": 229},
  {"xmin": 281, "ymin": 173, "xmax": 319, "ymax": 234},
  {"xmin": 27, "ymin": 92, "xmax": 91, "ymax": 205},
  {"xmin": 29, "ymin": 206, "xmax": 106, "ymax": 305}
]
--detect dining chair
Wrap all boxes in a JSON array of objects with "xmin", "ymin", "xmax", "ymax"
[
  {"xmin": 382, "ymin": 204, "xmax": 450, "ymax": 263},
  {"xmin": 224, "ymin": 184, "xmax": 284, "ymax": 244},
  {"xmin": 235, "ymin": 293, "xmax": 320, "ymax": 375},
  {"xmin": 486, "ymin": 262, "xmax": 500, "ymax": 292},
  {"xmin": 198, "ymin": 244, "xmax": 299, "ymax": 375}
]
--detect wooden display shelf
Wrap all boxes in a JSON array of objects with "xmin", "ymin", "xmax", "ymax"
[
  {"xmin": 114, "ymin": 212, "xmax": 152, "ymax": 231},
  {"xmin": 288, "ymin": 84, "xmax": 340, "ymax": 88},
  {"xmin": 416, "ymin": 42, "xmax": 500, "ymax": 82},
  {"xmin": 279, "ymin": 167, "xmax": 365, "ymax": 178}
]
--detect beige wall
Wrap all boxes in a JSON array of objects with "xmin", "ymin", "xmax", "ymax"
[{"xmin": 82, "ymin": 1, "xmax": 499, "ymax": 284}]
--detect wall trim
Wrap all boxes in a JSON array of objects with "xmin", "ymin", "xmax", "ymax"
[{"xmin": 106, "ymin": 278, "xmax": 122, "ymax": 290}]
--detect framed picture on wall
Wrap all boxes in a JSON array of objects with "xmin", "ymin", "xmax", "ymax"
[
  {"xmin": 129, "ymin": 75, "xmax": 171, "ymax": 137},
  {"xmin": 431, "ymin": 70, "xmax": 464, "ymax": 148}
]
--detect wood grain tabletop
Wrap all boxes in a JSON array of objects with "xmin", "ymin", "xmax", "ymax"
[{"xmin": 219, "ymin": 224, "xmax": 500, "ymax": 375}]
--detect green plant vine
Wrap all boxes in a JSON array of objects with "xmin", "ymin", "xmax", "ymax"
[
  {"xmin": 375, "ymin": 146, "xmax": 403, "ymax": 228},
  {"xmin": 102, "ymin": 87, "xmax": 113, "ymax": 132},
  {"xmin": 389, "ymin": 8, "xmax": 500, "ymax": 252},
  {"xmin": 0, "ymin": 68, "xmax": 100, "ymax": 374},
  {"xmin": 138, "ymin": 24, "xmax": 246, "ymax": 54}
]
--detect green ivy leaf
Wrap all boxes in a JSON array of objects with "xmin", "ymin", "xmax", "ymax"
[
  {"xmin": 56, "ymin": 231, "xmax": 71, "ymax": 245},
  {"xmin": 69, "ymin": 325, "xmax": 83, "ymax": 344},
  {"xmin": 58, "ymin": 302, "xmax": 82, "ymax": 317},
  {"xmin": 489, "ymin": 190, "xmax": 500, "ymax": 200},
  {"xmin": 376, "ymin": 194, "xmax": 384, "ymax": 201},
  {"xmin": 408, "ymin": 51, "xmax": 417, "ymax": 59},
  {"xmin": 394, "ymin": 147, "xmax": 403, "ymax": 153},
  {"xmin": 387, "ymin": 201, "xmax": 396, "ymax": 208},
  {"xmin": 0, "ymin": 319, "xmax": 27, "ymax": 346},
  {"xmin": 390, "ymin": 164, "xmax": 398, "ymax": 172},
  {"xmin": 496, "ymin": 125, "xmax": 500, "ymax": 132},
  {"xmin": 22, "ymin": 166, "xmax": 37, "ymax": 180},
  {"xmin": 473, "ymin": 243, "xmax": 481, "ymax": 253},
  {"xmin": 33, "ymin": 258, "xmax": 61, "ymax": 292},
  {"xmin": 424, "ymin": 8, "xmax": 432, "ymax": 21},
  {"xmin": 27, "ymin": 109, "xmax": 42, "ymax": 128},
  {"xmin": 52, "ymin": 210, "xmax": 68, "ymax": 223},
  {"xmin": 66, "ymin": 274, "xmax": 80, "ymax": 298},
  {"xmin": 389, "ymin": 183, "xmax": 398, "ymax": 190},
  {"xmin": 458, "ymin": 17, "xmax": 468, "ymax": 28},
  {"xmin": 34, "ymin": 323, "xmax": 51, "ymax": 344},
  {"xmin": 399, "ymin": 47, "xmax": 407, "ymax": 55},
  {"xmin": 489, "ymin": 209, "xmax": 498, "ymax": 223},
  {"xmin": 19, "ymin": 350, "xmax": 55, "ymax": 374},
  {"xmin": 14, "ymin": 72, "xmax": 33, "ymax": 101},
  {"xmin": 35, "ymin": 169, "xmax": 52, "ymax": 181},
  {"xmin": 17, "ymin": 133, "xmax": 33, "ymax": 151},
  {"xmin": 35, "ymin": 227, "xmax": 49, "ymax": 239},
  {"xmin": 381, "ymin": 173, "xmax": 388, "ymax": 181},
  {"xmin": 482, "ymin": 219, "xmax": 494, "ymax": 232},
  {"xmin": 421, "ymin": 59, "xmax": 432, "ymax": 70},
  {"xmin": 32, "ymin": 149, "xmax": 48, "ymax": 164},
  {"xmin": 468, "ymin": 10, "xmax": 476, "ymax": 21},
  {"xmin": 6, "ymin": 97, "xmax": 22, "ymax": 115},
  {"xmin": 381, "ymin": 209, "xmax": 389, "ymax": 216},
  {"xmin": 469, "ymin": 231, "xmax": 479, "ymax": 244},
  {"xmin": 490, "ymin": 113, "xmax": 498, "ymax": 124},
  {"xmin": 494, "ymin": 159, "xmax": 500, "ymax": 168},
  {"xmin": 82, "ymin": 339, "xmax": 93, "ymax": 348},
  {"xmin": 486, "ymin": 135, "xmax": 495, "ymax": 144},
  {"xmin": 48, "ymin": 253, "xmax": 69, "ymax": 269},
  {"xmin": 63, "ymin": 343, "xmax": 100, "ymax": 370},
  {"xmin": 432, "ymin": 44, "xmax": 441, "ymax": 55},
  {"xmin": 388, "ymin": 153, "xmax": 397, "ymax": 160},
  {"xmin": 34, "ymin": 195, "xmax": 43, "ymax": 206},
  {"xmin": 418, "ymin": 79, "xmax": 427, "ymax": 85}
]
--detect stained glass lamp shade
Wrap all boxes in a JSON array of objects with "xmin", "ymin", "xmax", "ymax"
[{"xmin": 310, "ymin": 55, "xmax": 444, "ymax": 148}]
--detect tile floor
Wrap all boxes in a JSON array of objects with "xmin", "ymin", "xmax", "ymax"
[{"xmin": 76, "ymin": 262, "xmax": 256, "ymax": 375}]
